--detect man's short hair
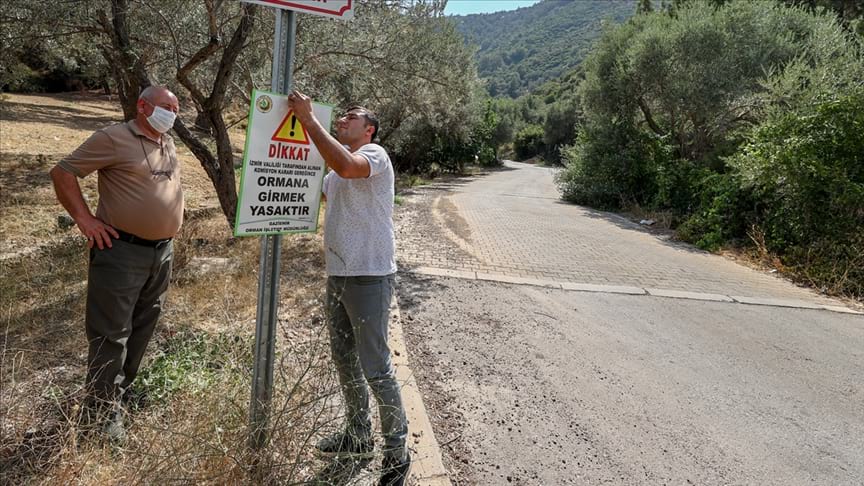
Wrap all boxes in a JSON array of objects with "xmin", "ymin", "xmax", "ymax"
[
  {"xmin": 347, "ymin": 106, "xmax": 379, "ymax": 141},
  {"xmin": 139, "ymin": 85, "xmax": 164, "ymax": 102}
]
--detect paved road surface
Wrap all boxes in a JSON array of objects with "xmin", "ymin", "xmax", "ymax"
[{"xmin": 393, "ymin": 162, "xmax": 863, "ymax": 485}]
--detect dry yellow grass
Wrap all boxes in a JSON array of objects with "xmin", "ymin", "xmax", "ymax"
[{"xmin": 0, "ymin": 93, "xmax": 371, "ymax": 484}]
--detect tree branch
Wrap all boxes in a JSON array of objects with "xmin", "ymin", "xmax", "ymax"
[
  {"xmin": 208, "ymin": 3, "xmax": 256, "ymax": 110},
  {"xmin": 637, "ymin": 96, "xmax": 665, "ymax": 137},
  {"xmin": 177, "ymin": 37, "xmax": 221, "ymax": 107}
]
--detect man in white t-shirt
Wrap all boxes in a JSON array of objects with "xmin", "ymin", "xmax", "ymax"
[{"xmin": 288, "ymin": 91, "xmax": 409, "ymax": 485}]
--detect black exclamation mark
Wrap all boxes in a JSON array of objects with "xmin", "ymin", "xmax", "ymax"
[{"xmin": 290, "ymin": 115, "xmax": 296, "ymax": 137}]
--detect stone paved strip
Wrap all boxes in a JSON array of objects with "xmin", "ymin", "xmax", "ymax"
[
  {"xmin": 476, "ymin": 272, "xmax": 561, "ymax": 288},
  {"xmin": 561, "ymin": 282, "xmax": 647, "ymax": 295},
  {"xmin": 403, "ymin": 266, "xmax": 860, "ymax": 314},
  {"xmin": 389, "ymin": 296, "xmax": 451, "ymax": 485}
]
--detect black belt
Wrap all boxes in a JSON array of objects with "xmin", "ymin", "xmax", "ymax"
[{"xmin": 115, "ymin": 229, "xmax": 172, "ymax": 248}]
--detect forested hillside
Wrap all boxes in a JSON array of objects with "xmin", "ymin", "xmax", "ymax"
[{"xmin": 453, "ymin": 0, "xmax": 633, "ymax": 97}]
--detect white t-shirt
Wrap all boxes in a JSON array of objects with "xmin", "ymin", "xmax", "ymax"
[{"xmin": 322, "ymin": 143, "xmax": 397, "ymax": 276}]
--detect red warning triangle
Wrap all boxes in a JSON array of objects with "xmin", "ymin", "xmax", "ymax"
[{"xmin": 272, "ymin": 110, "xmax": 310, "ymax": 144}]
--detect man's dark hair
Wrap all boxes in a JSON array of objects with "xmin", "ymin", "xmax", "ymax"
[{"xmin": 347, "ymin": 106, "xmax": 379, "ymax": 141}]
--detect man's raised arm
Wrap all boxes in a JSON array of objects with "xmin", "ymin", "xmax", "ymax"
[{"xmin": 287, "ymin": 91, "xmax": 370, "ymax": 179}]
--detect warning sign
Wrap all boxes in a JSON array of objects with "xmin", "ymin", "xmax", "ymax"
[
  {"xmin": 234, "ymin": 90, "xmax": 334, "ymax": 236},
  {"xmin": 272, "ymin": 111, "xmax": 310, "ymax": 144}
]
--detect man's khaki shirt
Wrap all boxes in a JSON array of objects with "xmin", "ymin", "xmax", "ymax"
[{"xmin": 58, "ymin": 120, "xmax": 184, "ymax": 240}]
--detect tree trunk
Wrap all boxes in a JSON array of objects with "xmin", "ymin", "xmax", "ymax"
[
  {"xmin": 172, "ymin": 119, "xmax": 237, "ymax": 225},
  {"xmin": 194, "ymin": 111, "xmax": 213, "ymax": 133},
  {"xmin": 100, "ymin": 0, "xmax": 150, "ymax": 120}
]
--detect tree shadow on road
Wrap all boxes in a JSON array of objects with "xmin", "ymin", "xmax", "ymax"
[
  {"xmin": 395, "ymin": 270, "xmax": 454, "ymax": 313},
  {"xmin": 397, "ymin": 164, "xmax": 520, "ymax": 197},
  {"xmin": 397, "ymin": 178, "xmax": 473, "ymax": 198},
  {"xmin": 555, "ymin": 201, "xmax": 711, "ymax": 256}
]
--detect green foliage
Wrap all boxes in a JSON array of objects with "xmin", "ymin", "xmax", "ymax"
[
  {"xmin": 732, "ymin": 89, "xmax": 864, "ymax": 251},
  {"xmin": 473, "ymin": 101, "xmax": 501, "ymax": 167},
  {"xmin": 513, "ymin": 125, "xmax": 545, "ymax": 160},
  {"xmin": 556, "ymin": 120, "xmax": 661, "ymax": 208},
  {"xmin": 390, "ymin": 94, "xmax": 500, "ymax": 174},
  {"xmin": 1, "ymin": 3, "xmax": 108, "ymax": 93},
  {"xmin": 675, "ymin": 172, "xmax": 755, "ymax": 249},
  {"xmin": 581, "ymin": 0, "xmax": 839, "ymax": 164},
  {"xmin": 487, "ymin": 78, "xmax": 583, "ymax": 164},
  {"xmin": 453, "ymin": 0, "xmax": 633, "ymax": 97},
  {"xmin": 563, "ymin": 0, "xmax": 861, "ymax": 202},
  {"xmin": 681, "ymin": 88, "xmax": 864, "ymax": 296},
  {"xmin": 132, "ymin": 330, "xmax": 252, "ymax": 406},
  {"xmin": 541, "ymin": 99, "xmax": 581, "ymax": 163}
]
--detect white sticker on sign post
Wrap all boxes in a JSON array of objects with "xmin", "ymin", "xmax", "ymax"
[{"xmin": 234, "ymin": 90, "xmax": 333, "ymax": 236}]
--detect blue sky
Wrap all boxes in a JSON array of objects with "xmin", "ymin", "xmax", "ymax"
[{"xmin": 444, "ymin": 0, "xmax": 542, "ymax": 16}]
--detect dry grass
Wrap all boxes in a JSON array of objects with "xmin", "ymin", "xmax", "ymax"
[{"xmin": 1, "ymin": 93, "xmax": 382, "ymax": 484}]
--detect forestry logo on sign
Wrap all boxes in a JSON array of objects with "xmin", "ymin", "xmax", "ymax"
[{"xmin": 256, "ymin": 95, "xmax": 273, "ymax": 113}]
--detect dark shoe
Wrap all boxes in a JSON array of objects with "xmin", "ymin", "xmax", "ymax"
[
  {"xmin": 102, "ymin": 405, "xmax": 127, "ymax": 443},
  {"xmin": 379, "ymin": 451, "xmax": 411, "ymax": 486},
  {"xmin": 315, "ymin": 430, "xmax": 374, "ymax": 458}
]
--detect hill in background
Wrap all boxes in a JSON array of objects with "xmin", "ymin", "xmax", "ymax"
[{"xmin": 453, "ymin": 0, "xmax": 633, "ymax": 97}]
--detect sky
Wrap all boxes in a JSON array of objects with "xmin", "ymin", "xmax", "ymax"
[{"xmin": 443, "ymin": 0, "xmax": 542, "ymax": 16}]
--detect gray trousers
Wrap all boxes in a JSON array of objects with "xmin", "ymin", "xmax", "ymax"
[
  {"xmin": 85, "ymin": 239, "xmax": 173, "ymax": 402},
  {"xmin": 326, "ymin": 274, "xmax": 407, "ymax": 459}
]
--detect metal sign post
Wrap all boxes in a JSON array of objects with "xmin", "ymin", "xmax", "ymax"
[
  {"xmin": 244, "ymin": 0, "xmax": 352, "ymax": 452},
  {"xmin": 249, "ymin": 7, "xmax": 296, "ymax": 451}
]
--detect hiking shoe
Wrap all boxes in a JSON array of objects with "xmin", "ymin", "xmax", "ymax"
[
  {"xmin": 379, "ymin": 451, "xmax": 411, "ymax": 486},
  {"xmin": 315, "ymin": 430, "xmax": 374, "ymax": 458},
  {"xmin": 103, "ymin": 405, "xmax": 127, "ymax": 443}
]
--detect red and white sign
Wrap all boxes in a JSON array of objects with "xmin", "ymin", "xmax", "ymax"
[{"xmin": 243, "ymin": 0, "xmax": 353, "ymax": 20}]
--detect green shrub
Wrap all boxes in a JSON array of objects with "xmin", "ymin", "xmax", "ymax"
[
  {"xmin": 541, "ymin": 100, "xmax": 581, "ymax": 164},
  {"xmin": 132, "ymin": 330, "xmax": 252, "ymax": 407},
  {"xmin": 556, "ymin": 120, "xmax": 661, "ymax": 209},
  {"xmin": 513, "ymin": 124, "xmax": 545, "ymax": 160},
  {"xmin": 733, "ymin": 90, "xmax": 864, "ymax": 249},
  {"xmin": 730, "ymin": 89, "xmax": 864, "ymax": 296},
  {"xmin": 676, "ymin": 172, "xmax": 755, "ymax": 250}
]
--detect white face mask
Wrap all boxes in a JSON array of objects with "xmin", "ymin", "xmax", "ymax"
[{"xmin": 146, "ymin": 104, "xmax": 177, "ymax": 133}]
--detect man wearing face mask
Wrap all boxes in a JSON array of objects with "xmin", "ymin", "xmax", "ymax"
[{"xmin": 50, "ymin": 86, "xmax": 183, "ymax": 440}]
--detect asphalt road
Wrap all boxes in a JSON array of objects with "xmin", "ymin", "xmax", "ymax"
[{"xmin": 394, "ymin": 162, "xmax": 864, "ymax": 485}]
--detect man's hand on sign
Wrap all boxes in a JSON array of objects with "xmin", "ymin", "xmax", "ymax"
[
  {"xmin": 287, "ymin": 90, "xmax": 315, "ymax": 124},
  {"xmin": 78, "ymin": 214, "xmax": 119, "ymax": 250}
]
